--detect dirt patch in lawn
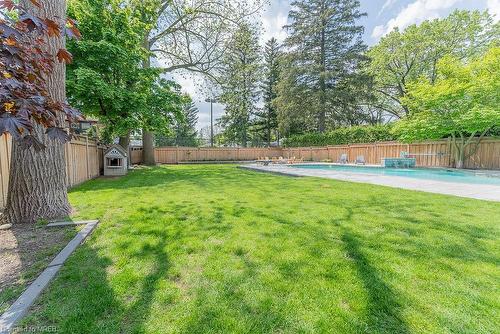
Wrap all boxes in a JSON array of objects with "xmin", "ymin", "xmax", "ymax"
[{"xmin": 0, "ymin": 223, "xmax": 79, "ymax": 313}]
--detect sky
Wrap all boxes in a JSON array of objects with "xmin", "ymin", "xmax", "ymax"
[{"xmin": 175, "ymin": 0, "xmax": 499, "ymax": 131}]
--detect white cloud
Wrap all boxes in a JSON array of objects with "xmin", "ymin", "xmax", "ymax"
[
  {"xmin": 378, "ymin": 0, "xmax": 399, "ymax": 16},
  {"xmin": 487, "ymin": 0, "xmax": 500, "ymax": 22},
  {"xmin": 372, "ymin": 0, "xmax": 463, "ymax": 39},
  {"xmin": 371, "ymin": 25, "xmax": 386, "ymax": 38},
  {"xmin": 262, "ymin": 12, "xmax": 288, "ymax": 43}
]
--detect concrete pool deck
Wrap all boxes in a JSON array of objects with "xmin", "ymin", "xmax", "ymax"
[{"xmin": 240, "ymin": 164, "xmax": 500, "ymax": 202}]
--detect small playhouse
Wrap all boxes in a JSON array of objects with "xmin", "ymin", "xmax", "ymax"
[{"xmin": 104, "ymin": 144, "xmax": 128, "ymax": 176}]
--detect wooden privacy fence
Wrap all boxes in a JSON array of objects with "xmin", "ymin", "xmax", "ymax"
[
  {"xmin": 0, "ymin": 134, "xmax": 103, "ymax": 209},
  {"xmin": 151, "ymin": 138, "xmax": 500, "ymax": 169},
  {"xmin": 155, "ymin": 147, "xmax": 283, "ymax": 164}
]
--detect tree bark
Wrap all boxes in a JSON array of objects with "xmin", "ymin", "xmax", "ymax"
[
  {"xmin": 142, "ymin": 131, "xmax": 155, "ymax": 165},
  {"xmin": 3, "ymin": 0, "xmax": 70, "ymax": 224}
]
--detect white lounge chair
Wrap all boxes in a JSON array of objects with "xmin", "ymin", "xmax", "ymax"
[
  {"xmin": 338, "ymin": 154, "xmax": 348, "ymax": 164},
  {"xmin": 355, "ymin": 155, "xmax": 366, "ymax": 165}
]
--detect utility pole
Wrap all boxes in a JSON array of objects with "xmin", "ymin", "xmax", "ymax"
[{"xmin": 205, "ymin": 98, "xmax": 217, "ymax": 147}]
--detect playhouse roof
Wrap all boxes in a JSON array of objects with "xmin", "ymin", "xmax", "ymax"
[{"xmin": 104, "ymin": 144, "xmax": 128, "ymax": 158}]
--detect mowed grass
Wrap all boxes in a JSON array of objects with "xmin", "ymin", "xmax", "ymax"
[{"xmin": 22, "ymin": 165, "xmax": 500, "ymax": 333}]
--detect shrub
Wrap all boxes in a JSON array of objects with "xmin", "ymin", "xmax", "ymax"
[{"xmin": 283, "ymin": 125, "xmax": 395, "ymax": 147}]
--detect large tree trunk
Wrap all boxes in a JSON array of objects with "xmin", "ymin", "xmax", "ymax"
[
  {"xmin": 451, "ymin": 134, "xmax": 465, "ymax": 169},
  {"xmin": 142, "ymin": 131, "xmax": 155, "ymax": 165},
  {"xmin": 3, "ymin": 0, "xmax": 70, "ymax": 224},
  {"xmin": 142, "ymin": 36, "xmax": 156, "ymax": 165}
]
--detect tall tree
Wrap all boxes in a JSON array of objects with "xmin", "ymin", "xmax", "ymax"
[
  {"xmin": 156, "ymin": 100, "xmax": 199, "ymax": 146},
  {"xmin": 276, "ymin": 0, "xmax": 367, "ymax": 135},
  {"xmin": 219, "ymin": 23, "xmax": 261, "ymax": 147},
  {"xmin": 130, "ymin": 0, "xmax": 262, "ymax": 164},
  {"xmin": 67, "ymin": 0, "xmax": 186, "ymax": 154},
  {"xmin": 394, "ymin": 47, "xmax": 500, "ymax": 169},
  {"xmin": 1, "ymin": 0, "xmax": 81, "ymax": 224},
  {"xmin": 252, "ymin": 38, "xmax": 281, "ymax": 146},
  {"xmin": 367, "ymin": 10, "xmax": 500, "ymax": 119},
  {"xmin": 175, "ymin": 101, "xmax": 199, "ymax": 146},
  {"xmin": 67, "ymin": 0, "xmax": 150, "ymax": 148}
]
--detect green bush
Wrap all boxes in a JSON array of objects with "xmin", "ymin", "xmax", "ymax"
[{"xmin": 283, "ymin": 125, "xmax": 395, "ymax": 147}]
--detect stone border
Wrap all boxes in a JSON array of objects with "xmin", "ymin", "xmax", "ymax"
[
  {"xmin": 46, "ymin": 219, "xmax": 98, "ymax": 227},
  {"xmin": 0, "ymin": 220, "xmax": 99, "ymax": 333}
]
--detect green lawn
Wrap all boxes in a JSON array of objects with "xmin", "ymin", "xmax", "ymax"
[{"xmin": 22, "ymin": 165, "xmax": 500, "ymax": 333}]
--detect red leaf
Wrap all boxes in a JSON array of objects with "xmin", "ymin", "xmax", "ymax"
[
  {"xmin": 29, "ymin": 0, "xmax": 41, "ymax": 7},
  {"xmin": 45, "ymin": 19, "xmax": 61, "ymax": 37},
  {"xmin": 65, "ymin": 19, "xmax": 81, "ymax": 40},
  {"xmin": 45, "ymin": 127, "xmax": 71, "ymax": 142},
  {"xmin": 56, "ymin": 49, "xmax": 73, "ymax": 64},
  {"xmin": 0, "ymin": 0, "xmax": 18, "ymax": 11},
  {"xmin": 0, "ymin": 113, "xmax": 32, "ymax": 138},
  {"xmin": 20, "ymin": 13, "xmax": 45, "ymax": 32}
]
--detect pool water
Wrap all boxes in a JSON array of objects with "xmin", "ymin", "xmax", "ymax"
[{"xmin": 290, "ymin": 164, "xmax": 500, "ymax": 186}]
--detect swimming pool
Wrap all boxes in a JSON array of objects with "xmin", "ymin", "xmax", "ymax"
[{"xmin": 290, "ymin": 164, "xmax": 500, "ymax": 186}]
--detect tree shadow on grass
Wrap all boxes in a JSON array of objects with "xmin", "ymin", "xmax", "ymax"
[
  {"xmin": 341, "ymin": 228, "xmax": 410, "ymax": 334},
  {"xmin": 119, "ymin": 231, "xmax": 171, "ymax": 333},
  {"xmin": 20, "ymin": 242, "xmax": 124, "ymax": 333}
]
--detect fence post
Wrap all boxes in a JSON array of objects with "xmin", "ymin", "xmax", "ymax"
[
  {"xmin": 176, "ymin": 145, "xmax": 179, "ymax": 164},
  {"xmin": 85, "ymin": 136, "xmax": 90, "ymax": 179},
  {"xmin": 65, "ymin": 140, "xmax": 71, "ymax": 187}
]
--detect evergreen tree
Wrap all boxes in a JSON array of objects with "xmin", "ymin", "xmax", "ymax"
[
  {"xmin": 252, "ymin": 38, "xmax": 281, "ymax": 146},
  {"xmin": 219, "ymin": 23, "xmax": 262, "ymax": 147},
  {"xmin": 156, "ymin": 100, "xmax": 199, "ymax": 147},
  {"xmin": 175, "ymin": 101, "xmax": 199, "ymax": 146},
  {"xmin": 276, "ymin": 0, "xmax": 368, "ymax": 135}
]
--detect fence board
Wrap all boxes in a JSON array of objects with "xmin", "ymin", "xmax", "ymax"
[
  {"xmin": 0, "ymin": 134, "xmax": 103, "ymax": 209},
  {"xmin": 153, "ymin": 139, "xmax": 500, "ymax": 169}
]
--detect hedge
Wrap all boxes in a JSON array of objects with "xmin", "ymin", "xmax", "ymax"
[{"xmin": 283, "ymin": 125, "xmax": 396, "ymax": 147}]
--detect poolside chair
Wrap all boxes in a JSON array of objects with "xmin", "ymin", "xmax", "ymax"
[
  {"xmin": 355, "ymin": 155, "xmax": 366, "ymax": 165},
  {"xmin": 277, "ymin": 156, "xmax": 287, "ymax": 164},
  {"xmin": 338, "ymin": 153, "xmax": 348, "ymax": 164},
  {"xmin": 260, "ymin": 157, "xmax": 271, "ymax": 166}
]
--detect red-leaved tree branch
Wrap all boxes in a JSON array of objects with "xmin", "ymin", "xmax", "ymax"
[{"xmin": 0, "ymin": 0, "xmax": 82, "ymax": 150}]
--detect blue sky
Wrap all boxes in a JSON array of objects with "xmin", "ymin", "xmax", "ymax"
[{"xmin": 187, "ymin": 0, "xmax": 499, "ymax": 131}]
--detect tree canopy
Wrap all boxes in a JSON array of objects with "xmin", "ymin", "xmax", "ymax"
[
  {"xmin": 367, "ymin": 10, "xmax": 500, "ymax": 119},
  {"xmin": 275, "ymin": 0, "xmax": 368, "ymax": 135},
  {"xmin": 67, "ymin": 0, "xmax": 185, "ymax": 143},
  {"xmin": 394, "ymin": 46, "xmax": 500, "ymax": 168},
  {"xmin": 219, "ymin": 23, "xmax": 261, "ymax": 147},
  {"xmin": 252, "ymin": 37, "xmax": 281, "ymax": 146}
]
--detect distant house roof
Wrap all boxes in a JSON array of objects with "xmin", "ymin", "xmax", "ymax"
[
  {"xmin": 104, "ymin": 144, "xmax": 127, "ymax": 158},
  {"xmin": 130, "ymin": 139, "xmax": 142, "ymax": 147}
]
